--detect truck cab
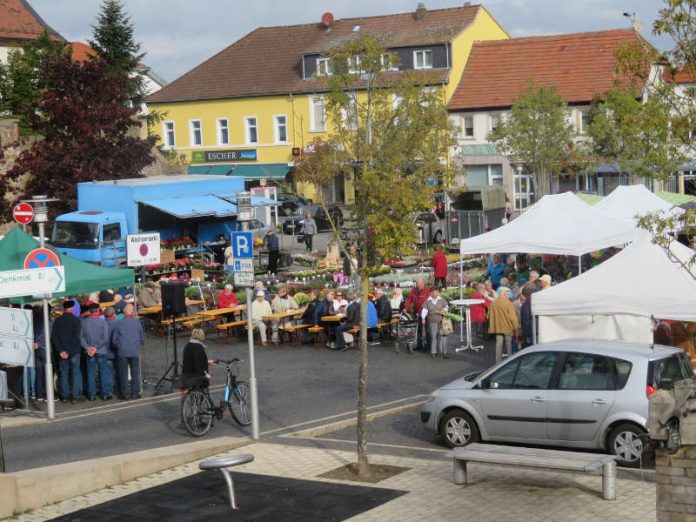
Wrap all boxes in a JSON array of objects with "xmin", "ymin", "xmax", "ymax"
[{"xmin": 51, "ymin": 211, "xmax": 128, "ymax": 267}]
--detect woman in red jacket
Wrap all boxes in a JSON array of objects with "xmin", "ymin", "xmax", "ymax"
[
  {"xmin": 470, "ymin": 282, "xmax": 491, "ymax": 335},
  {"xmin": 431, "ymin": 246, "xmax": 448, "ymax": 289}
]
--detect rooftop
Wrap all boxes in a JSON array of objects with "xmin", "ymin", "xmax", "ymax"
[
  {"xmin": 448, "ymin": 28, "xmax": 646, "ymax": 111},
  {"xmin": 0, "ymin": 0, "xmax": 63, "ymax": 42}
]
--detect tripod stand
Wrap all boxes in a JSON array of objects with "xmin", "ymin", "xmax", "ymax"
[{"xmin": 154, "ymin": 313, "xmax": 183, "ymax": 393}]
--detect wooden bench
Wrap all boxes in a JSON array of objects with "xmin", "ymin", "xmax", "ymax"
[
  {"xmin": 161, "ymin": 315, "xmax": 200, "ymax": 327},
  {"xmin": 282, "ymin": 323, "xmax": 310, "ymax": 344},
  {"xmin": 307, "ymin": 325, "xmax": 324, "ymax": 345},
  {"xmin": 216, "ymin": 320, "xmax": 247, "ymax": 336},
  {"xmin": 182, "ymin": 318, "xmax": 205, "ymax": 328},
  {"xmin": 448, "ymin": 443, "xmax": 617, "ymax": 500}
]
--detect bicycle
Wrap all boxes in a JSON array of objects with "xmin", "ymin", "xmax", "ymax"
[{"xmin": 180, "ymin": 358, "xmax": 252, "ymax": 437}]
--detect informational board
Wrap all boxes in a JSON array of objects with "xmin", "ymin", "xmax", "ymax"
[
  {"xmin": 0, "ymin": 267, "xmax": 65, "ymax": 299},
  {"xmin": 233, "ymin": 259, "xmax": 254, "ymax": 272},
  {"xmin": 233, "ymin": 271, "xmax": 255, "ymax": 287},
  {"xmin": 127, "ymin": 233, "xmax": 161, "ymax": 267},
  {"xmin": 0, "ymin": 306, "xmax": 34, "ymax": 367}
]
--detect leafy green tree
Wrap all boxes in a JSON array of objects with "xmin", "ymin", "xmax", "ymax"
[
  {"xmin": 294, "ymin": 36, "xmax": 455, "ymax": 476},
  {"xmin": 586, "ymin": 86, "xmax": 684, "ymax": 181},
  {"xmin": 0, "ymin": 31, "xmax": 70, "ymax": 134},
  {"xmin": 488, "ymin": 81, "xmax": 576, "ymax": 196}
]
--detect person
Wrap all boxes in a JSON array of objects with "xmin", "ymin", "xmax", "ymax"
[
  {"xmin": 139, "ymin": 283, "xmax": 161, "ymax": 308},
  {"xmin": 332, "ymin": 291, "xmax": 348, "ymax": 314},
  {"xmin": 503, "ymin": 255, "xmax": 516, "ymax": 278},
  {"xmin": 51, "ymin": 300, "xmax": 83, "ymax": 403},
  {"xmin": 422, "ymin": 287, "xmax": 449, "ymax": 358},
  {"xmin": 483, "ymin": 280, "xmax": 497, "ymax": 301},
  {"xmin": 80, "ymin": 302, "xmax": 111, "ymax": 401},
  {"xmin": 182, "ymin": 329, "xmax": 213, "ymax": 388},
  {"xmin": 217, "ymin": 284, "xmax": 239, "ymax": 309},
  {"xmin": 252, "ymin": 281, "xmax": 270, "ymax": 301},
  {"xmin": 505, "ymin": 196, "xmax": 513, "ymax": 222},
  {"xmin": 539, "ymin": 274, "xmax": 552, "ymax": 290},
  {"xmin": 325, "ymin": 236, "xmax": 341, "ymax": 265},
  {"xmin": 334, "ymin": 293, "xmax": 360, "ymax": 351},
  {"xmin": 507, "ymin": 273, "xmax": 521, "ymax": 299},
  {"xmin": 522, "ymin": 270, "xmax": 540, "ymax": 294},
  {"xmin": 113, "ymin": 293, "xmax": 125, "ymax": 315},
  {"xmin": 104, "ymin": 306, "xmax": 120, "ymax": 398},
  {"xmin": 264, "ymin": 229, "xmax": 280, "ymax": 274},
  {"xmin": 405, "ymin": 278, "xmax": 431, "ymax": 351},
  {"xmin": 271, "ymin": 287, "xmax": 299, "ymax": 343},
  {"xmin": 374, "ymin": 289, "xmax": 392, "ymax": 323},
  {"xmin": 342, "ymin": 244, "xmax": 359, "ymax": 291},
  {"xmin": 302, "ymin": 213, "xmax": 317, "ymax": 252},
  {"xmin": 30, "ymin": 306, "xmax": 47, "ymax": 401},
  {"xmin": 488, "ymin": 287, "xmax": 519, "ymax": 363},
  {"xmin": 470, "ymin": 282, "xmax": 491, "ymax": 336},
  {"xmin": 431, "ymin": 245, "xmax": 448, "ymax": 289},
  {"xmin": 250, "ymin": 292, "xmax": 273, "ymax": 346},
  {"xmin": 301, "ymin": 290, "xmax": 320, "ymax": 343},
  {"xmin": 515, "ymin": 256, "xmax": 530, "ymax": 285},
  {"xmin": 390, "ymin": 288, "xmax": 404, "ymax": 314},
  {"xmin": 366, "ymin": 295, "xmax": 380, "ymax": 345},
  {"xmin": 487, "ymin": 254, "xmax": 505, "ymax": 289},
  {"xmin": 112, "ymin": 303, "xmax": 144, "ymax": 400},
  {"xmin": 313, "ymin": 291, "xmax": 335, "ymax": 326},
  {"xmin": 223, "ymin": 239, "xmax": 234, "ymax": 276},
  {"xmin": 99, "ymin": 289, "xmax": 115, "ymax": 303},
  {"xmin": 519, "ymin": 285, "xmax": 535, "ymax": 349}
]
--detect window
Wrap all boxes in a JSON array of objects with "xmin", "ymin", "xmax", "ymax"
[
  {"xmin": 341, "ymin": 98, "xmax": 358, "ymax": 131},
  {"xmin": 413, "ymin": 50, "xmax": 433, "ymax": 70},
  {"xmin": 348, "ymin": 56, "xmax": 362, "ymax": 74},
  {"xmin": 649, "ymin": 353, "xmax": 694, "ymax": 390},
  {"xmin": 487, "ymin": 352, "xmax": 558, "ymax": 390},
  {"xmin": 316, "ymin": 57, "xmax": 331, "ymax": 77},
  {"xmin": 559, "ymin": 353, "xmax": 613, "ymax": 390},
  {"xmin": 274, "ymin": 115, "xmax": 288, "ymax": 143},
  {"xmin": 578, "ymin": 109, "xmax": 591, "ymax": 134},
  {"xmin": 489, "ymin": 113, "xmax": 501, "ymax": 132},
  {"xmin": 463, "ymin": 115, "xmax": 474, "ymax": 138},
  {"xmin": 189, "ymin": 120, "xmax": 202, "ymax": 147},
  {"xmin": 102, "ymin": 223, "xmax": 121, "ymax": 243},
  {"xmin": 245, "ymin": 116, "xmax": 258, "ymax": 144},
  {"xmin": 216, "ymin": 118, "xmax": 229, "ymax": 146},
  {"xmin": 381, "ymin": 53, "xmax": 398, "ymax": 72},
  {"xmin": 163, "ymin": 121, "xmax": 175, "ymax": 148},
  {"xmin": 488, "ymin": 164, "xmax": 503, "ymax": 186},
  {"xmin": 309, "ymin": 96, "xmax": 326, "ymax": 132}
]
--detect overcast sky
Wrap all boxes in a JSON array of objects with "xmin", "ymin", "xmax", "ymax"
[{"xmin": 30, "ymin": 0, "xmax": 671, "ymax": 83}]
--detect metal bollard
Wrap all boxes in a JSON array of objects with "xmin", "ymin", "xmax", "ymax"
[
  {"xmin": 453, "ymin": 459, "xmax": 467, "ymax": 485},
  {"xmin": 602, "ymin": 461, "xmax": 616, "ymax": 500}
]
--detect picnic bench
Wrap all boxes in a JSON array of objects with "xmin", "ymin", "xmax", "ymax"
[{"xmin": 448, "ymin": 443, "xmax": 617, "ymax": 500}]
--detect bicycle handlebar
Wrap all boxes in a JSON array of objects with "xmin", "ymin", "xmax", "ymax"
[{"xmin": 213, "ymin": 358, "xmax": 240, "ymax": 365}]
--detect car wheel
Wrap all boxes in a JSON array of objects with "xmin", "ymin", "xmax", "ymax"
[
  {"xmin": 608, "ymin": 423, "xmax": 648, "ymax": 468},
  {"xmin": 439, "ymin": 409, "xmax": 480, "ymax": 448}
]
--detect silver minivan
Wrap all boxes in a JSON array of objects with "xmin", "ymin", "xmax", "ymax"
[{"xmin": 421, "ymin": 340, "xmax": 695, "ymax": 467}]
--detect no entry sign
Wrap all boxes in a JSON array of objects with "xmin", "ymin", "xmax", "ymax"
[{"xmin": 13, "ymin": 203, "xmax": 34, "ymax": 225}]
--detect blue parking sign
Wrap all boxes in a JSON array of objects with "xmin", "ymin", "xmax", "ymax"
[{"xmin": 231, "ymin": 232, "xmax": 254, "ymax": 259}]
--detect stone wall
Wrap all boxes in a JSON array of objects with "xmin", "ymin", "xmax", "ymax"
[{"xmin": 656, "ymin": 445, "xmax": 696, "ymax": 521}]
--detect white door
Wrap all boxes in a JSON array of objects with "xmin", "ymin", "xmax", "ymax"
[{"xmin": 514, "ymin": 173, "xmax": 534, "ymax": 210}]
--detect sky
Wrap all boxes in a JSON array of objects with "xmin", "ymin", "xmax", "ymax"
[{"xmin": 29, "ymin": 0, "xmax": 672, "ymax": 83}]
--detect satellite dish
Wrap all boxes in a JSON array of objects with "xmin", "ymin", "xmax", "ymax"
[{"xmin": 321, "ymin": 12, "xmax": 334, "ymax": 28}]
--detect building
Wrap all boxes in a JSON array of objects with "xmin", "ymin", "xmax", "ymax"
[
  {"xmin": 146, "ymin": 3, "xmax": 509, "ymax": 202},
  {"xmin": 0, "ymin": 0, "xmax": 64, "ymax": 64},
  {"xmin": 447, "ymin": 28, "xmax": 649, "ymax": 209}
]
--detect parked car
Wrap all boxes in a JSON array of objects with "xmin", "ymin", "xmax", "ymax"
[
  {"xmin": 277, "ymin": 193, "xmax": 304, "ymax": 216},
  {"xmin": 421, "ymin": 340, "xmax": 695, "ymax": 467},
  {"xmin": 246, "ymin": 218, "xmax": 271, "ymax": 241},
  {"xmin": 282, "ymin": 204, "xmax": 343, "ymax": 234}
]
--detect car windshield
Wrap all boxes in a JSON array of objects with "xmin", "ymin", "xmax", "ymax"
[
  {"xmin": 51, "ymin": 221, "xmax": 100, "ymax": 248},
  {"xmin": 649, "ymin": 352, "xmax": 695, "ymax": 389},
  {"xmin": 293, "ymin": 205, "xmax": 319, "ymax": 216}
]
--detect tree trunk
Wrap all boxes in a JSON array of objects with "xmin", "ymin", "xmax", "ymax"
[{"xmin": 356, "ymin": 250, "xmax": 371, "ymax": 477}]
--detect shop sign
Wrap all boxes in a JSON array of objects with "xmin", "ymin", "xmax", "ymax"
[{"xmin": 192, "ymin": 149, "xmax": 257, "ymax": 163}]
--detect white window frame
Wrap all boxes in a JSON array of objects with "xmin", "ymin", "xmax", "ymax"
[
  {"xmin": 341, "ymin": 96, "xmax": 358, "ymax": 131},
  {"xmin": 274, "ymin": 114, "xmax": 288, "ymax": 144},
  {"xmin": 244, "ymin": 116, "xmax": 258, "ymax": 144},
  {"xmin": 463, "ymin": 115, "xmax": 475, "ymax": 139},
  {"xmin": 381, "ymin": 53, "xmax": 398, "ymax": 72},
  {"xmin": 316, "ymin": 57, "xmax": 331, "ymax": 77},
  {"xmin": 348, "ymin": 56, "xmax": 362, "ymax": 74},
  {"xmin": 413, "ymin": 50, "xmax": 433, "ymax": 70},
  {"xmin": 216, "ymin": 117, "xmax": 229, "ymax": 146},
  {"xmin": 189, "ymin": 119, "xmax": 202, "ymax": 148},
  {"xmin": 577, "ymin": 108, "xmax": 590, "ymax": 134},
  {"xmin": 488, "ymin": 164, "xmax": 503, "ymax": 186},
  {"xmin": 163, "ymin": 120, "xmax": 175, "ymax": 148},
  {"xmin": 489, "ymin": 113, "xmax": 501, "ymax": 132},
  {"xmin": 309, "ymin": 96, "xmax": 326, "ymax": 132}
]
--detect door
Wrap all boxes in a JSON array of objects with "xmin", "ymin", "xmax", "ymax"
[
  {"xmin": 546, "ymin": 352, "xmax": 617, "ymax": 443},
  {"xmin": 100, "ymin": 222, "xmax": 126, "ymax": 267},
  {"xmin": 514, "ymin": 173, "xmax": 534, "ymax": 210},
  {"xmin": 480, "ymin": 351, "xmax": 558, "ymax": 441}
]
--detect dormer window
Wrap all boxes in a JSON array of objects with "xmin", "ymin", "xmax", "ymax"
[
  {"xmin": 316, "ymin": 57, "xmax": 332, "ymax": 77},
  {"xmin": 381, "ymin": 53, "xmax": 399, "ymax": 72},
  {"xmin": 348, "ymin": 56, "xmax": 362, "ymax": 74},
  {"xmin": 413, "ymin": 50, "xmax": 433, "ymax": 70}
]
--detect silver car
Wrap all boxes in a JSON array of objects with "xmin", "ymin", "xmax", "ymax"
[{"xmin": 421, "ymin": 340, "xmax": 695, "ymax": 467}]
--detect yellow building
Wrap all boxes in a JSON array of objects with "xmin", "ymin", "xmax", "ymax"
[{"xmin": 146, "ymin": 3, "xmax": 508, "ymax": 203}]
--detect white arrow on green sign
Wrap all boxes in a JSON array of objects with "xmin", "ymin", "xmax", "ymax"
[{"xmin": 0, "ymin": 266, "xmax": 65, "ymax": 299}]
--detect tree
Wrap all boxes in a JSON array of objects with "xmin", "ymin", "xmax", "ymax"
[
  {"xmin": 0, "ymin": 31, "xmax": 71, "ymax": 134},
  {"xmin": 89, "ymin": 0, "xmax": 147, "ymax": 110},
  {"xmin": 294, "ymin": 36, "xmax": 455, "ymax": 477},
  {"xmin": 0, "ymin": 53, "xmax": 156, "ymax": 217},
  {"xmin": 585, "ymin": 86, "xmax": 684, "ymax": 181},
  {"xmin": 488, "ymin": 81, "xmax": 576, "ymax": 196}
]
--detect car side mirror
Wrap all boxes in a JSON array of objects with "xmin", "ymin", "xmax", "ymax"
[{"xmin": 481, "ymin": 380, "xmax": 498, "ymax": 390}]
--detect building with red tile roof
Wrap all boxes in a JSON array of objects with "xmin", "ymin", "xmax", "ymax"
[{"xmin": 0, "ymin": 0, "xmax": 64, "ymax": 63}]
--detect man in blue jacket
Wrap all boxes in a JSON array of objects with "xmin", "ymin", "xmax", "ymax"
[
  {"xmin": 81, "ymin": 303, "xmax": 111, "ymax": 401},
  {"xmin": 51, "ymin": 300, "xmax": 83, "ymax": 403},
  {"xmin": 112, "ymin": 303, "xmax": 144, "ymax": 400},
  {"xmin": 264, "ymin": 230, "xmax": 280, "ymax": 274}
]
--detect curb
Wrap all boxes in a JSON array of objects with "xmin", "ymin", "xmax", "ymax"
[{"xmin": 0, "ymin": 435, "xmax": 250, "ymax": 520}]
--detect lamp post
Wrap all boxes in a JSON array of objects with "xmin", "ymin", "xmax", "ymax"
[{"xmin": 236, "ymin": 192, "xmax": 259, "ymax": 440}]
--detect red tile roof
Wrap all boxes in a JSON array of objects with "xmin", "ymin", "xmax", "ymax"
[
  {"xmin": 672, "ymin": 68, "xmax": 696, "ymax": 84},
  {"xmin": 448, "ymin": 29, "xmax": 647, "ymax": 111},
  {"xmin": 0, "ymin": 0, "xmax": 63, "ymax": 41},
  {"xmin": 147, "ymin": 5, "xmax": 481, "ymax": 104},
  {"xmin": 70, "ymin": 41, "xmax": 95, "ymax": 62}
]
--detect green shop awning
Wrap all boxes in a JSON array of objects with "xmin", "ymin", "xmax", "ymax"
[
  {"xmin": 188, "ymin": 164, "xmax": 290, "ymax": 180},
  {"xmin": 0, "ymin": 228, "xmax": 134, "ymax": 302}
]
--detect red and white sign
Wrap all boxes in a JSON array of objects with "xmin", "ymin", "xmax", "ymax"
[
  {"xmin": 24, "ymin": 248, "xmax": 61, "ymax": 270},
  {"xmin": 13, "ymin": 203, "xmax": 34, "ymax": 225}
]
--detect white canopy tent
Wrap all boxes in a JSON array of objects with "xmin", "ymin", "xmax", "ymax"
[
  {"xmin": 594, "ymin": 184, "xmax": 683, "ymax": 223},
  {"xmin": 532, "ymin": 235, "xmax": 696, "ymax": 343},
  {"xmin": 458, "ymin": 192, "xmax": 639, "ymax": 256}
]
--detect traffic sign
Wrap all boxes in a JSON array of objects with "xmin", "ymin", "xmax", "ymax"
[
  {"xmin": 126, "ymin": 233, "xmax": 161, "ymax": 266},
  {"xmin": 231, "ymin": 232, "xmax": 254, "ymax": 259},
  {"xmin": 0, "ymin": 267, "xmax": 65, "ymax": 299},
  {"xmin": 233, "ymin": 271, "xmax": 255, "ymax": 287},
  {"xmin": 24, "ymin": 248, "xmax": 61, "ymax": 269},
  {"xmin": 0, "ymin": 337, "xmax": 33, "ymax": 367},
  {"xmin": 233, "ymin": 259, "xmax": 254, "ymax": 272},
  {"xmin": 13, "ymin": 203, "xmax": 34, "ymax": 225},
  {"xmin": 0, "ymin": 307, "xmax": 32, "ymax": 338},
  {"xmin": 0, "ymin": 306, "xmax": 33, "ymax": 367}
]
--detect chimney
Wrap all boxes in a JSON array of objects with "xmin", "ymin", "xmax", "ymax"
[{"xmin": 415, "ymin": 2, "xmax": 426, "ymax": 21}]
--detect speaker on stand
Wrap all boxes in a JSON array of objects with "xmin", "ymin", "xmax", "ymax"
[{"xmin": 155, "ymin": 282, "xmax": 187, "ymax": 392}]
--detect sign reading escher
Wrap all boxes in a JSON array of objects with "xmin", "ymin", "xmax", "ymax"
[{"xmin": 191, "ymin": 149, "xmax": 258, "ymax": 163}]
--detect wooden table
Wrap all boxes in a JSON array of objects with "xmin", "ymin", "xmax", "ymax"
[
  {"xmin": 139, "ymin": 306, "xmax": 162, "ymax": 315},
  {"xmin": 263, "ymin": 307, "xmax": 306, "ymax": 322},
  {"xmin": 99, "ymin": 301, "xmax": 115, "ymax": 309},
  {"xmin": 187, "ymin": 299, "xmax": 205, "ymax": 306},
  {"xmin": 197, "ymin": 305, "xmax": 247, "ymax": 319}
]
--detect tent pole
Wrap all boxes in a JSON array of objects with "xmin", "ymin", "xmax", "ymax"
[
  {"xmin": 532, "ymin": 314, "xmax": 537, "ymax": 345},
  {"xmin": 578, "ymin": 255, "xmax": 582, "ymax": 275}
]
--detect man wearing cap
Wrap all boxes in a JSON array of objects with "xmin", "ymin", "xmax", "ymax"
[
  {"xmin": 51, "ymin": 300, "xmax": 83, "ymax": 402},
  {"xmin": 81, "ymin": 303, "xmax": 112, "ymax": 401},
  {"xmin": 112, "ymin": 303, "xmax": 144, "ymax": 400},
  {"xmin": 539, "ymin": 274, "xmax": 552, "ymax": 290}
]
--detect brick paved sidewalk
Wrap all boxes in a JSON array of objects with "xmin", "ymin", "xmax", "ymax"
[{"xmin": 15, "ymin": 441, "xmax": 656, "ymax": 522}]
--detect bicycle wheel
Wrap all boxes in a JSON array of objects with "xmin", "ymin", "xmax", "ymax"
[
  {"xmin": 181, "ymin": 389, "xmax": 214, "ymax": 436},
  {"xmin": 228, "ymin": 380, "xmax": 252, "ymax": 426}
]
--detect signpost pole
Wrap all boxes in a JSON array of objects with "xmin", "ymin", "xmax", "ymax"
[{"xmin": 38, "ymin": 218, "xmax": 55, "ymax": 420}]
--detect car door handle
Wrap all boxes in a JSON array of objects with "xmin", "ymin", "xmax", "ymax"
[
  {"xmin": 530, "ymin": 396, "xmax": 547, "ymax": 403},
  {"xmin": 591, "ymin": 399, "xmax": 609, "ymax": 405}
]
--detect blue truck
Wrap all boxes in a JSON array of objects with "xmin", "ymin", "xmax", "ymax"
[{"xmin": 50, "ymin": 175, "xmax": 250, "ymax": 266}]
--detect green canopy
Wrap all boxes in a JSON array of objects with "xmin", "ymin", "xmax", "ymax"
[
  {"xmin": 656, "ymin": 191, "xmax": 696, "ymax": 206},
  {"xmin": 0, "ymin": 228, "xmax": 134, "ymax": 301}
]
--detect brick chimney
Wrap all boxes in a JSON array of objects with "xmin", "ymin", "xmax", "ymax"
[{"xmin": 415, "ymin": 2, "xmax": 426, "ymax": 20}]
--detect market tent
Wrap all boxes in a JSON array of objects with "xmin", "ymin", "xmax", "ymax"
[
  {"xmin": 595, "ymin": 184, "xmax": 683, "ymax": 222},
  {"xmin": 458, "ymin": 191, "xmax": 639, "ymax": 256},
  {"xmin": 532, "ymin": 234, "xmax": 696, "ymax": 342},
  {"xmin": 0, "ymin": 228, "xmax": 134, "ymax": 300}
]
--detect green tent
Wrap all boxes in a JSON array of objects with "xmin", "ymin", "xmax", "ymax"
[
  {"xmin": 0, "ymin": 228, "xmax": 134, "ymax": 301},
  {"xmin": 656, "ymin": 191, "xmax": 696, "ymax": 206}
]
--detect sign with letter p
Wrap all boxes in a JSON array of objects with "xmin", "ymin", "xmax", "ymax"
[{"xmin": 231, "ymin": 232, "xmax": 254, "ymax": 259}]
